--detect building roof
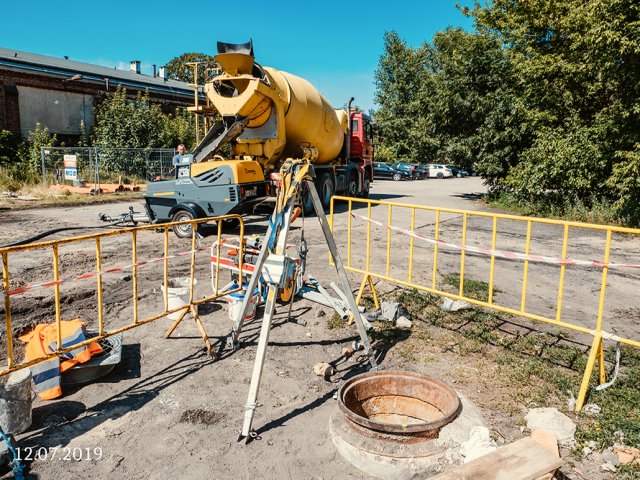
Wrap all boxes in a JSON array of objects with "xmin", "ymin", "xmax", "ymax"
[{"xmin": 0, "ymin": 48, "xmax": 199, "ymax": 100}]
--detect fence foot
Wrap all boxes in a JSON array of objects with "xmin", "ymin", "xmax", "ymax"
[
  {"xmin": 350, "ymin": 274, "xmax": 380, "ymax": 325},
  {"xmin": 575, "ymin": 333, "xmax": 603, "ymax": 412},
  {"xmin": 164, "ymin": 308, "xmax": 189, "ymax": 338}
]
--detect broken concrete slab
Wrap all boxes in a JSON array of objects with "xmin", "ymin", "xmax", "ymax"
[
  {"xmin": 441, "ymin": 298, "xmax": 472, "ymax": 312},
  {"xmin": 525, "ymin": 408, "xmax": 576, "ymax": 448},
  {"xmin": 459, "ymin": 426, "xmax": 497, "ymax": 463},
  {"xmin": 396, "ymin": 316, "xmax": 413, "ymax": 329}
]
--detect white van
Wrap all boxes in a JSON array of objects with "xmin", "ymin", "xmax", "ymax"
[{"xmin": 427, "ymin": 164, "xmax": 453, "ymax": 179}]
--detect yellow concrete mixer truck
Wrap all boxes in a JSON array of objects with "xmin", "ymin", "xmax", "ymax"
[{"xmin": 144, "ymin": 41, "xmax": 374, "ymax": 236}]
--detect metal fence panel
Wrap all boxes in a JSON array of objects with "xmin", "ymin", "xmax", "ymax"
[{"xmin": 41, "ymin": 147, "xmax": 176, "ymax": 189}]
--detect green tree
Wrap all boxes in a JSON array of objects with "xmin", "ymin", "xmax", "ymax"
[
  {"xmin": 374, "ymin": 31, "xmax": 431, "ymax": 163},
  {"xmin": 468, "ymin": 0, "xmax": 640, "ymax": 216},
  {"xmin": 93, "ymin": 86, "xmax": 164, "ymax": 149},
  {"xmin": 165, "ymin": 52, "xmax": 217, "ymax": 85}
]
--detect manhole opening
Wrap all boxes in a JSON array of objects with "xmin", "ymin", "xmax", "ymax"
[{"xmin": 338, "ymin": 371, "xmax": 461, "ymax": 438}]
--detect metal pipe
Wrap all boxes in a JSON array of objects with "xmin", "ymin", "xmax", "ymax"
[{"xmin": 346, "ymin": 97, "xmax": 354, "ymax": 163}]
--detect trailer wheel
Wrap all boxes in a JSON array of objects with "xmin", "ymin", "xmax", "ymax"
[
  {"xmin": 171, "ymin": 210, "xmax": 196, "ymax": 239},
  {"xmin": 319, "ymin": 173, "xmax": 335, "ymax": 210}
]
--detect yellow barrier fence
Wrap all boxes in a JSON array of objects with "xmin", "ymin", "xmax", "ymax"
[
  {"xmin": 0, "ymin": 215, "xmax": 244, "ymax": 376},
  {"xmin": 329, "ymin": 195, "xmax": 640, "ymax": 412}
]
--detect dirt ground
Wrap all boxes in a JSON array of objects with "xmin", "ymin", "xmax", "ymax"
[{"xmin": 0, "ymin": 177, "xmax": 638, "ymax": 479}]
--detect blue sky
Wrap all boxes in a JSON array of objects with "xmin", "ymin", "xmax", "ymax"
[{"xmin": 1, "ymin": 1, "xmax": 472, "ymax": 112}]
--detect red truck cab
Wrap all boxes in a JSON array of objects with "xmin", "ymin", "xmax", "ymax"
[{"xmin": 349, "ymin": 112, "xmax": 374, "ymax": 190}]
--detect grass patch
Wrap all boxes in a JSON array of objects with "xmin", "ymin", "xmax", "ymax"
[
  {"xmin": 486, "ymin": 192, "xmax": 621, "ymax": 226},
  {"xmin": 442, "ymin": 273, "xmax": 500, "ymax": 302},
  {"xmin": 326, "ymin": 313, "xmax": 345, "ymax": 330},
  {"xmin": 386, "ymin": 282, "xmax": 640, "ymax": 469},
  {"xmin": 574, "ymin": 346, "xmax": 640, "ymax": 452}
]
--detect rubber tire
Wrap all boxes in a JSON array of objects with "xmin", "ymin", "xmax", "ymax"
[
  {"xmin": 360, "ymin": 174, "xmax": 371, "ymax": 198},
  {"xmin": 437, "ymin": 172, "xmax": 444, "ymax": 179},
  {"xmin": 172, "ymin": 210, "xmax": 196, "ymax": 239},
  {"xmin": 301, "ymin": 182, "xmax": 315, "ymax": 215},
  {"xmin": 457, "ymin": 173, "xmax": 462, "ymax": 178},
  {"xmin": 393, "ymin": 173, "xmax": 401, "ymax": 181},
  {"xmin": 347, "ymin": 172, "xmax": 359, "ymax": 197},
  {"xmin": 222, "ymin": 217, "xmax": 240, "ymax": 231},
  {"xmin": 319, "ymin": 173, "xmax": 335, "ymax": 210}
]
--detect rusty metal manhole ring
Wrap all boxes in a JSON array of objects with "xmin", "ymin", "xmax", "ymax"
[{"xmin": 337, "ymin": 370, "xmax": 461, "ymax": 437}]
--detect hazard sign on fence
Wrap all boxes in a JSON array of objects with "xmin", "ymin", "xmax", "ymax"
[
  {"xmin": 63, "ymin": 154, "xmax": 77, "ymax": 168},
  {"xmin": 64, "ymin": 167, "xmax": 78, "ymax": 181}
]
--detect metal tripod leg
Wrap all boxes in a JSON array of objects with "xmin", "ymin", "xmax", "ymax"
[
  {"xmin": 228, "ymin": 212, "xmax": 276, "ymax": 349},
  {"xmin": 306, "ymin": 179, "xmax": 378, "ymax": 368},
  {"xmin": 238, "ymin": 284, "xmax": 279, "ymax": 443},
  {"xmin": 238, "ymin": 197, "xmax": 296, "ymax": 441}
]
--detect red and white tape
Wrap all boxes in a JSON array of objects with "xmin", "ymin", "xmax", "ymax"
[
  {"xmin": 0, "ymin": 246, "xmax": 210, "ymax": 301},
  {"xmin": 350, "ymin": 212, "xmax": 640, "ymax": 270}
]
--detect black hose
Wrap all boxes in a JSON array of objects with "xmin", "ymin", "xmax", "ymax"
[{"xmin": 0, "ymin": 220, "xmax": 129, "ymax": 249}]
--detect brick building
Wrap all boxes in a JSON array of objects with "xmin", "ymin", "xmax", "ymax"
[{"xmin": 0, "ymin": 48, "xmax": 199, "ymax": 143}]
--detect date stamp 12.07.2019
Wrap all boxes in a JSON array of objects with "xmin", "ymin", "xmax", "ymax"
[{"xmin": 15, "ymin": 446, "xmax": 103, "ymax": 462}]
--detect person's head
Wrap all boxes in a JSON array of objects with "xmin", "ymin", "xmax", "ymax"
[{"xmin": 177, "ymin": 144, "xmax": 187, "ymax": 155}]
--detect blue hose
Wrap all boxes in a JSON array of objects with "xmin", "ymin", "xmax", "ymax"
[{"xmin": 0, "ymin": 426, "xmax": 25, "ymax": 480}]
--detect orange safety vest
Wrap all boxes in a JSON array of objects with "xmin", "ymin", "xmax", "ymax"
[{"xmin": 20, "ymin": 320, "xmax": 103, "ymax": 400}]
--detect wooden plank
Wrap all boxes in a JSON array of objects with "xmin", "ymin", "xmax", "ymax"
[
  {"xmin": 531, "ymin": 430, "xmax": 560, "ymax": 480},
  {"xmin": 430, "ymin": 437, "xmax": 563, "ymax": 480}
]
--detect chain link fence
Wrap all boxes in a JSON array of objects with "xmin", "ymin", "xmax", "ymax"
[{"xmin": 41, "ymin": 147, "xmax": 176, "ymax": 190}]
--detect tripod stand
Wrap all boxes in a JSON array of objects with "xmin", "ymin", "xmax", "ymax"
[{"xmin": 228, "ymin": 160, "xmax": 377, "ymax": 443}]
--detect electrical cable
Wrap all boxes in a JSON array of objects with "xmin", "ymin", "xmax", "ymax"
[{"xmin": 0, "ymin": 220, "xmax": 129, "ymax": 249}]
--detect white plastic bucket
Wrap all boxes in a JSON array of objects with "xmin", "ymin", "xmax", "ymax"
[
  {"xmin": 225, "ymin": 284, "xmax": 261, "ymax": 321},
  {"xmin": 161, "ymin": 277, "xmax": 198, "ymax": 321}
]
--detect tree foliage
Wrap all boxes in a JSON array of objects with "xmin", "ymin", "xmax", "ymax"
[
  {"xmin": 165, "ymin": 52, "xmax": 217, "ymax": 85},
  {"xmin": 374, "ymin": 0, "xmax": 640, "ymax": 224},
  {"xmin": 93, "ymin": 86, "xmax": 195, "ymax": 150}
]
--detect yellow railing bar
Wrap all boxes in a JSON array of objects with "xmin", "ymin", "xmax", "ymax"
[
  {"xmin": 595, "ymin": 230, "xmax": 612, "ymax": 333},
  {"xmin": 132, "ymin": 230, "xmax": 139, "ymax": 324},
  {"xmin": 2, "ymin": 252, "xmax": 14, "ymax": 369},
  {"xmin": 459, "ymin": 213, "xmax": 467, "ymax": 297},
  {"xmin": 386, "ymin": 205, "xmax": 393, "ymax": 277},
  {"xmin": 366, "ymin": 203, "xmax": 372, "ymax": 272},
  {"xmin": 432, "ymin": 210, "xmax": 440, "ymax": 289},
  {"xmin": 214, "ymin": 221, "xmax": 222, "ymax": 296},
  {"xmin": 95, "ymin": 238, "xmax": 104, "ymax": 337},
  {"xmin": 520, "ymin": 220, "xmax": 532, "ymax": 311},
  {"xmin": 488, "ymin": 217, "xmax": 498, "ymax": 304},
  {"xmin": 347, "ymin": 265, "xmax": 596, "ymax": 336},
  {"xmin": 408, "ymin": 207, "xmax": 415, "ymax": 283},
  {"xmin": 52, "ymin": 244, "xmax": 62, "ymax": 350},
  {"xmin": 347, "ymin": 199, "xmax": 352, "ymax": 268},
  {"xmin": 189, "ymin": 226, "xmax": 197, "ymax": 304},
  {"xmin": 556, "ymin": 224, "xmax": 570, "ymax": 322},
  {"xmin": 163, "ymin": 226, "xmax": 169, "ymax": 312},
  {"xmin": 331, "ymin": 196, "xmax": 640, "ymax": 235}
]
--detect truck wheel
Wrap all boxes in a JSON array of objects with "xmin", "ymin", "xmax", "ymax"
[
  {"xmin": 171, "ymin": 210, "xmax": 196, "ymax": 239},
  {"xmin": 359, "ymin": 174, "xmax": 371, "ymax": 198},
  {"xmin": 347, "ymin": 173, "xmax": 358, "ymax": 197},
  {"xmin": 301, "ymin": 183, "xmax": 315, "ymax": 215},
  {"xmin": 319, "ymin": 173, "xmax": 335, "ymax": 210},
  {"xmin": 393, "ymin": 173, "xmax": 401, "ymax": 181}
]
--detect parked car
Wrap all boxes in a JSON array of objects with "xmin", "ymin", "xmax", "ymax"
[
  {"xmin": 426, "ymin": 164, "xmax": 453, "ymax": 179},
  {"xmin": 446, "ymin": 165, "xmax": 468, "ymax": 178},
  {"xmin": 412, "ymin": 164, "xmax": 429, "ymax": 179},
  {"xmin": 373, "ymin": 163, "xmax": 412, "ymax": 181},
  {"xmin": 391, "ymin": 162, "xmax": 420, "ymax": 179}
]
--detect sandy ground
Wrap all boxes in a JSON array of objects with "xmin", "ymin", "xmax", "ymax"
[{"xmin": 0, "ymin": 176, "xmax": 637, "ymax": 479}]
